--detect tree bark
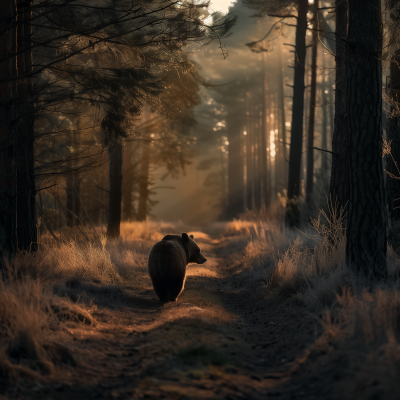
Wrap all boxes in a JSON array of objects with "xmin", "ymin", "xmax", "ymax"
[
  {"xmin": 277, "ymin": 42, "xmax": 287, "ymax": 194},
  {"xmin": 286, "ymin": 0, "xmax": 308, "ymax": 226},
  {"xmin": 321, "ymin": 53, "xmax": 329, "ymax": 182},
  {"xmin": 387, "ymin": 51, "xmax": 400, "ymax": 221},
  {"xmin": 66, "ymin": 169, "xmax": 74, "ymax": 227},
  {"xmin": 306, "ymin": 0, "xmax": 318, "ymax": 203},
  {"xmin": 123, "ymin": 146, "xmax": 136, "ymax": 221},
  {"xmin": 0, "ymin": 0, "xmax": 17, "ymax": 265},
  {"xmin": 246, "ymin": 95, "xmax": 253, "ymax": 210},
  {"xmin": 253, "ymin": 100, "xmax": 261, "ymax": 210},
  {"xmin": 73, "ymin": 172, "xmax": 81, "ymax": 225},
  {"xmin": 386, "ymin": 1, "xmax": 400, "ymax": 222},
  {"xmin": 15, "ymin": 0, "xmax": 37, "ymax": 251},
  {"xmin": 330, "ymin": 0, "xmax": 348, "ymax": 211},
  {"xmin": 261, "ymin": 52, "xmax": 269, "ymax": 208},
  {"xmin": 345, "ymin": 0, "xmax": 387, "ymax": 279},
  {"xmin": 107, "ymin": 143, "xmax": 122, "ymax": 238},
  {"xmin": 137, "ymin": 142, "xmax": 150, "ymax": 222},
  {"xmin": 227, "ymin": 117, "xmax": 244, "ymax": 218}
]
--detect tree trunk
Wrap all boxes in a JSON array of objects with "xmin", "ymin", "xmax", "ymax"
[
  {"xmin": 72, "ymin": 173, "xmax": 81, "ymax": 225},
  {"xmin": 386, "ymin": 1, "xmax": 400, "ymax": 222},
  {"xmin": 15, "ymin": 0, "xmax": 37, "ymax": 251},
  {"xmin": 277, "ymin": 42, "xmax": 287, "ymax": 194},
  {"xmin": 0, "ymin": 0, "xmax": 17, "ymax": 265},
  {"xmin": 306, "ymin": 0, "xmax": 318, "ymax": 203},
  {"xmin": 123, "ymin": 145, "xmax": 136, "ymax": 221},
  {"xmin": 246, "ymin": 95, "xmax": 253, "ymax": 210},
  {"xmin": 286, "ymin": 0, "xmax": 308, "ymax": 226},
  {"xmin": 387, "ymin": 51, "xmax": 400, "ymax": 222},
  {"xmin": 345, "ymin": 0, "xmax": 387, "ymax": 279},
  {"xmin": 321, "ymin": 53, "xmax": 329, "ymax": 182},
  {"xmin": 261, "ymin": 53, "xmax": 269, "ymax": 208},
  {"xmin": 274, "ymin": 96, "xmax": 279, "ymax": 201},
  {"xmin": 72, "ymin": 119, "xmax": 81, "ymax": 225},
  {"xmin": 330, "ymin": 0, "xmax": 348, "ymax": 211},
  {"xmin": 227, "ymin": 118, "xmax": 244, "ymax": 218},
  {"xmin": 66, "ymin": 170, "xmax": 74, "ymax": 227},
  {"xmin": 107, "ymin": 143, "xmax": 122, "ymax": 238},
  {"xmin": 137, "ymin": 142, "xmax": 150, "ymax": 222}
]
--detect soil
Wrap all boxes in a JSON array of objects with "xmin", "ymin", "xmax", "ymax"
[{"xmin": 0, "ymin": 232, "xmax": 386, "ymax": 400}]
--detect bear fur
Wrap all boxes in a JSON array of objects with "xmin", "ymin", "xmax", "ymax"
[{"xmin": 148, "ymin": 233, "xmax": 207, "ymax": 302}]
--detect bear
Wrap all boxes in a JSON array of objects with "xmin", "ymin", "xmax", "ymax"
[{"xmin": 148, "ymin": 232, "xmax": 207, "ymax": 302}]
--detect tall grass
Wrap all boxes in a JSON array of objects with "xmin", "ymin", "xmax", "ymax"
[
  {"xmin": 0, "ymin": 220, "xmax": 177, "ymax": 383},
  {"xmin": 239, "ymin": 199, "xmax": 400, "ymax": 395}
]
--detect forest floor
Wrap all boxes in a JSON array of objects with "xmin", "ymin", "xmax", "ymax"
[{"xmin": 0, "ymin": 224, "xmax": 393, "ymax": 400}]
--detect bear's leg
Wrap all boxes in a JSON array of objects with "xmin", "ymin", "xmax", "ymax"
[
  {"xmin": 152, "ymin": 280, "xmax": 168, "ymax": 302},
  {"xmin": 167, "ymin": 276, "xmax": 186, "ymax": 302}
]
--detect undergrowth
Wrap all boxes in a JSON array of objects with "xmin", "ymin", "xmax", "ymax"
[
  {"xmin": 239, "ymin": 199, "xmax": 400, "ymax": 397},
  {"xmin": 0, "ymin": 220, "xmax": 179, "ymax": 384}
]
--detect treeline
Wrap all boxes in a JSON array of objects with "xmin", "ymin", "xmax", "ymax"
[
  {"xmin": 219, "ymin": 0, "xmax": 397, "ymax": 280},
  {"xmin": 0, "ymin": 0, "xmax": 236, "ymax": 265},
  {"xmin": 206, "ymin": 1, "xmax": 335, "ymax": 222}
]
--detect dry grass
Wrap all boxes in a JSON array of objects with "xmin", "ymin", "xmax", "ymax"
[
  {"xmin": 6, "ymin": 211, "xmax": 400, "ymax": 392},
  {"xmin": 239, "ymin": 199, "xmax": 400, "ymax": 395},
  {"xmin": 0, "ymin": 220, "xmax": 181, "ymax": 383},
  {"xmin": 241, "ymin": 201, "xmax": 350, "ymax": 308},
  {"xmin": 15, "ymin": 239, "xmax": 121, "ymax": 285},
  {"xmin": 313, "ymin": 287, "xmax": 400, "ymax": 398},
  {"xmin": 0, "ymin": 272, "xmax": 92, "ymax": 382}
]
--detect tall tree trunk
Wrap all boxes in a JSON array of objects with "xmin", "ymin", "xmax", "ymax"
[
  {"xmin": 286, "ymin": 0, "xmax": 308, "ymax": 226},
  {"xmin": 278, "ymin": 42, "xmax": 287, "ymax": 194},
  {"xmin": 0, "ymin": 0, "xmax": 17, "ymax": 266},
  {"xmin": 123, "ymin": 145, "xmax": 136, "ymax": 221},
  {"xmin": 73, "ymin": 172, "xmax": 81, "ymax": 225},
  {"xmin": 72, "ymin": 122, "xmax": 81, "ymax": 225},
  {"xmin": 287, "ymin": 0, "xmax": 308, "ymax": 199},
  {"xmin": 227, "ymin": 118, "xmax": 244, "ymax": 218},
  {"xmin": 321, "ymin": 53, "xmax": 329, "ymax": 182},
  {"xmin": 246, "ymin": 95, "xmax": 253, "ymax": 210},
  {"xmin": 386, "ymin": 0, "xmax": 400, "ymax": 222},
  {"xmin": 330, "ymin": 0, "xmax": 348, "ymax": 211},
  {"xmin": 261, "ymin": 52, "xmax": 269, "ymax": 208},
  {"xmin": 345, "ymin": 0, "xmax": 387, "ymax": 279},
  {"xmin": 66, "ymin": 167, "xmax": 74, "ymax": 227},
  {"xmin": 274, "ymin": 96, "xmax": 279, "ymax": 201},
  {"xmin": 221, "ymin": 139, "xmax": 227, "ymax": 214},
  {"xmin": 66, "ymin": 132, "xmax": 74, "ymax": 227},
  {"xmin": 306, "ymin": 0, "xmax": 318, "ymax": 203},
  {"xmin": 15, "ymin": 0, "xmax": 37, "ymax": 251},
  {"xmin": 137, "ymin": 142, "xmax": 150, "ymax": 222},
  {"xmin": 253, "ymin": 100, "xmax": 261, "ymax": 210},
  {"xmin": 328, "ymin": 65, "xmax": 334, "ymax": 148},
  {"xmin": 237, "ymin": 126, "xmax": 244, "ymax": 214},
  {"xmin": 267, "ymin": 94, "xmax": 271, "ymax": 205},
  {"xmin": 387, "ymin": 51, "xmax": 400, "ymax": 222},
  {"xmin": 107, "ymin": 143, "xmax": 122, "ymax": 238}
]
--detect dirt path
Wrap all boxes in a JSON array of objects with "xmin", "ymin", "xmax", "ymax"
[{"xmin": 5, "ymin": 232, "xmax": 324, "ymax": 400}]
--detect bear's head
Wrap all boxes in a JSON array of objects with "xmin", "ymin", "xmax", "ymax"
[{"xmin": 182, "ymin": 233, "xmax": 207, "ymax": 264}]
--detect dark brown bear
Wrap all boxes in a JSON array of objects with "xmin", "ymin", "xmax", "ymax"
[{"xmin": 148, "ymin": 233, "xmax": 207, "ymax": 302}]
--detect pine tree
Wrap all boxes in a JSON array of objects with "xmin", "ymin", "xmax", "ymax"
[
  {"xmin": 345, "ymin": 0, "xmax": 387, "ymax": 280},
  {"xmin": 330, "ymin": 0, "xmax": 349, "ymax": 213}
]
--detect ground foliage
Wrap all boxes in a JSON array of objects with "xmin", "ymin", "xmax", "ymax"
[{"xmin": 2, "ymin": 207, "xmax": 400, "ymax": 398}]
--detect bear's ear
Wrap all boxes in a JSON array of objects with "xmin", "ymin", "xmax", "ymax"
[
  {"xmin": 181, "ymin": 233, "xmax": 191, "ymax": 257},
  {"xmin": 190, "ymin": 234, "xmax": 194, "ymax": 239}
]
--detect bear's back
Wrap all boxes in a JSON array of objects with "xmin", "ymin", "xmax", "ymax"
[{"xmin": 148, "ymin": 239, "xmax": 187, "ymax": 279}]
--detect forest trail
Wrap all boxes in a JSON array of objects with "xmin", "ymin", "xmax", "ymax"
[{"xmin": 8, "ymin": 231, "xmax": 328, "ymax": 400}]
